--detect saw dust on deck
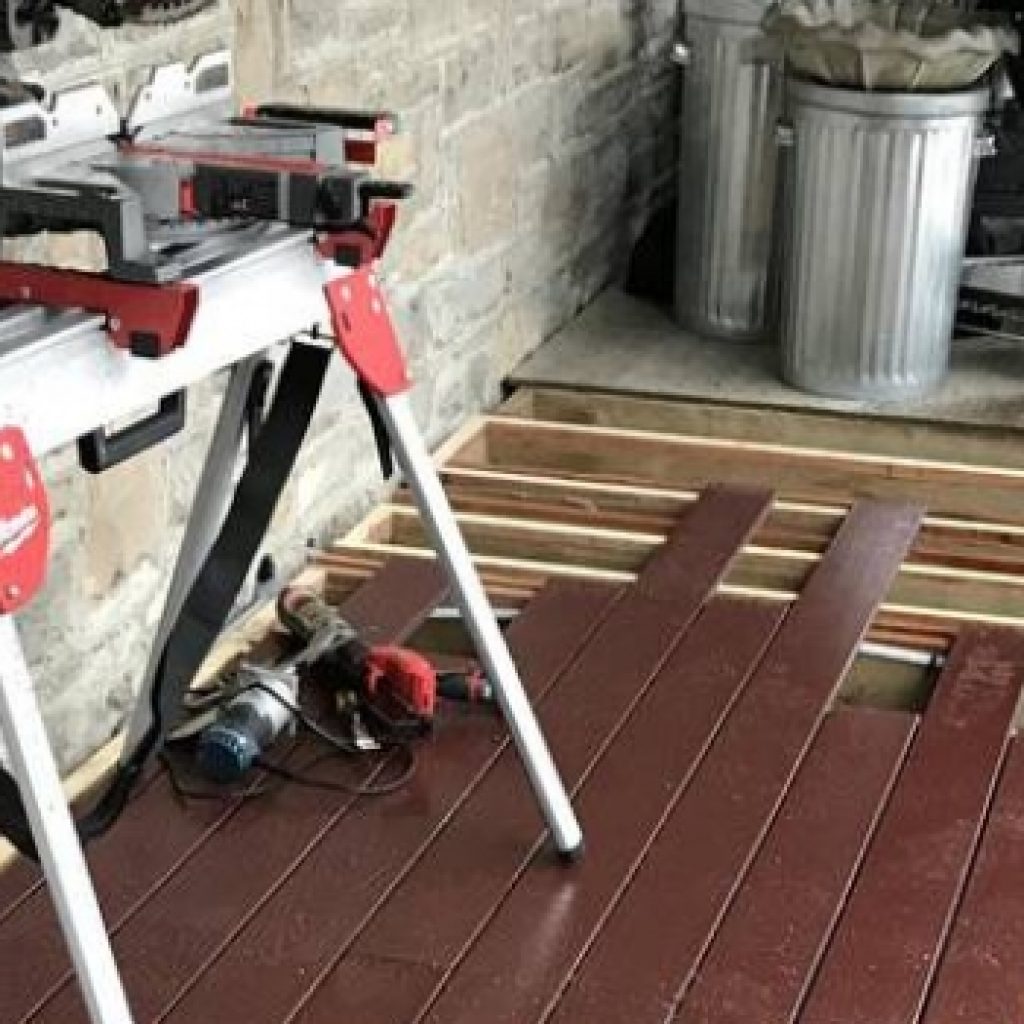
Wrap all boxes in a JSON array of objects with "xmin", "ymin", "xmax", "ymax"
[{"xmin": 1, "ymin": 485, "xmax": 1022, "ymax": 1024}]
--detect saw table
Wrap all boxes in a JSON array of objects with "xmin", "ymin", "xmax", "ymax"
[{"xmin": 0, "ymin": 50, "xmax": 582, "ymax": 1024}]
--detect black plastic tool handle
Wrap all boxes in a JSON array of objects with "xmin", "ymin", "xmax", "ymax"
[
  {"xmin": 251, "ymin": 104, "xmax": 398, "ymax": 134},
  {"xmin": 78, "ymin": 391, "xmax": 187, "ymax": 474}
]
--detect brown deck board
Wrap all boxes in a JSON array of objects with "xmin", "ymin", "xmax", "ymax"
[
  {"xmin": 923, "ymin": 741, "xmax": 1024, "ymax": 1024},
  {"xmin": 413, "ymin": 599, "xmax": 786, "ymax": 1024},
  {"xmin": 285, "ymin": 487, "xmax": 772, "ymax": 1024},
  {"xmin": 0, "ymin": 771, "xmax": 248, "ymax": 1023},
  {"xmin": 24, "ymin": 559, "xmax": 449, "ymax": 1024},
  {"xmin": 545, "ymin": 499, "xmax": 922, "ymax": 1024},
  {"xmin": 799, "ymin": 628, "xmax": 1024, "ymax": 1024},
  {"xmin": 675, "ymin": 706, "xmax": 918, "ymax": 1024},
  {"xmin": 0, "ymin": 764, "xmax": 168, "ymax": 926},
  {"xmin": 157, "ymin": 579, "xmax": 621, "ymax": 1024}
]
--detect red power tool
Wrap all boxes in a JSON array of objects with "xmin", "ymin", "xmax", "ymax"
[{"xmin": 276, "ymin": 587, "xmax": 493, "ymax": 738}]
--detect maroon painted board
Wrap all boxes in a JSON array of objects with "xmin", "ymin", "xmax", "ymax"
[
  {"xmin": 282, "ymin": 487, "xmax": 773, "ymax": 1024},
  {"xmin": 157, "ymin": 579, "xmax": 621, "ymax": 1024},
  {"xmin": 546, "ymin": 499, "xmax": 922, "ymax": 1024},
  {"xmin": 25, "ymin": 558, "xmax": 449, "ymax": 1024},
  {"xmin": 923, "ymin": 741, "xmax": 1024, "ymax": 1024},
  {"xmin": 0, "ymin": 765, "xmax": 166, "ymax": 927},
  {"xmin": 676, "ymin": 706, "xmax": 917, "ymax": 1024},
  {"xmin": 414, "ymin": 599, "xmax": 786, "ymax": 1024},
  {"xmin": 799, "ymin": 628, "xmax": 1024, "ymax": 1024}
]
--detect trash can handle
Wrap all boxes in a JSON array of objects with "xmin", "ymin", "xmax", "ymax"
[
  {"xmin": 974, "ymin": 132, "xmax": 998, "ymax": 159},
  {"xmin": 671, "ymin": 41, "xmax": 691, "ymax": 67}
]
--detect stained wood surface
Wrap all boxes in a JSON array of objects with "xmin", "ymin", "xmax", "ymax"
[
  {"xmin": 3, "ymin": 487, "xmax": 1023, "ymax": 1024},
  {"xmin": 675, "ymin": 706, "xmax": 918, "ymax": 1024},
  {"xmin": 14, "ymin": 559, "xmax": 450, "ymax": 1024},
  {"xmin": 544, "ymin": 500, "xmax": 923, "ymax": 1024},
  {"xmin": 800, "ymin": 628, "xmax": 1024, "ymax": 1024},
  {"xmin": 923, "ymin": 744, "xmax": 1024, "ymax": 1024}
]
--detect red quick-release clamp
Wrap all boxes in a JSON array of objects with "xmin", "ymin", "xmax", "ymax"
[{"xmin": 0, "ymin": 427, "xmax": 50, "ymax": 615}]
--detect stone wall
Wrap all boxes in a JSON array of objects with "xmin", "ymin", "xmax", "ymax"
[{"xmin": 8, "ymin": 0, "xmax": 679, "ymax": 771}]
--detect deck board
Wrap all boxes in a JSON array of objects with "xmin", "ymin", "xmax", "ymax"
[
  {"xmin": 923, "ymin": 742, "xmax": 1024, "ymax": 1024},
  {"xmin": 544, "ymin": 500, "xmax": 922, "ymax": 1024},
  {"xmin": 799, "ymin": 628, "xmax": 1024, "ymax": 1024},
  {"xmin": 23, "ymin": 559, "xmax": 450, "ymax": 1024},
  {"xmin": 675, "ymin": 706, "xmax": 918, "ymax": 1024}
]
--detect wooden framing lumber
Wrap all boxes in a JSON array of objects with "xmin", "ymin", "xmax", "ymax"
[{"xmin": 449, "ymin": 416, "xmax": 1024, "ymax": 525}]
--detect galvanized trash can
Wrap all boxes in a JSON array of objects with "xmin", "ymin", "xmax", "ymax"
[
  {"xmin": 779, "ymin": 78, "xmax": 992, "ymax": 399},
  {"xmin": 674, "ymin": 0, "xmax": 781, "ymax": 341}
]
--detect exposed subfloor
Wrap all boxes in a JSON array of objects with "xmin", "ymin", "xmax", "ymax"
[
  {"xmin": 511, "ymin": 289, "xmax": 1024, "ymax": 430},
  {"xmin": 2, "ymin": 488, "xmax": 1023, "ymax": 1024}
]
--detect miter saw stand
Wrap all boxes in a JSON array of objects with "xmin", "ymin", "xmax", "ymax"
[{"xmin": 0, "ymin": 51, "xmax": 583, "ymax": 1024}]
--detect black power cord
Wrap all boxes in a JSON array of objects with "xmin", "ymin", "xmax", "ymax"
[{"xmin": 163, "ymin": 678, "xmax": 419, "ymax": 807}]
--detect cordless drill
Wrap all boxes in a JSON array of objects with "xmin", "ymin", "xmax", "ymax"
[{"xmin": 276, "ymin": 587, "xmax": 493, "ymax": 738}]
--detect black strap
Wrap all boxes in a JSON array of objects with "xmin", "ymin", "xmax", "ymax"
[
  {"xmin": 0, "ymin": 342, "xmax": 331, "ymax": 861},
  {"xmin": 357, "ymin": 380, "xmax": 394, "ymax": 480}
]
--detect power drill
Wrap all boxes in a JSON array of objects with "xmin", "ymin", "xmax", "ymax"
[
  {"xmin": 195, "ymin": 665, "xmax": 297, "ymax": 783},
  {"xmin": 276, "ymin": 587, "xmax": 493, "ymax": 738}
]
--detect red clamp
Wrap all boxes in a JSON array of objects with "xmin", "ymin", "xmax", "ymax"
[
  {"xmin": 0, "ymin": 263, "xmax": 199, "ymax": 358},
  {"xmin": 324, "ymin": 264, "xmax": 411, "ymax": 399},
  {"xmin": 0, "ymin": 427, "xmax": 49, "ymax": 615}
]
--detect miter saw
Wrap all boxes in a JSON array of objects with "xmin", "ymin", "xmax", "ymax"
[{"xmin": 0, "ymin": 12, "xmax": 582, "ymax": 1024}]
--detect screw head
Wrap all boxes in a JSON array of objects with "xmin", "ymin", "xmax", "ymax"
[{"xmin": 6, "ymin": 584, "xmax": 21, "ymax": 602}]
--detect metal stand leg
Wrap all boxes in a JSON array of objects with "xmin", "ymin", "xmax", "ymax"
[
  {"xmin": 0, "ymin": 617, "xmax": 134, "ymax": 1024},
  {"xmin": 122, "ymin": 356, "xmax": 262, "ymax": 760},
  {"xmin": 378, "ymin": 393, "xmax": 584, "ymax": 858}
]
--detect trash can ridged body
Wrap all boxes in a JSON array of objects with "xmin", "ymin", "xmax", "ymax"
[
  {"xmin": 675, "ymin": 0, "xmax": 780, "ymax": 341},
  {"xmin": 780, "ymin": 80, "xmax": 990, "ymax": 399}
]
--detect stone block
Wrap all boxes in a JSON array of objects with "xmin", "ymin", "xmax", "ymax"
[{"xmin": 452, "ymin": 114, "xmax": 517, "ymax": 255}]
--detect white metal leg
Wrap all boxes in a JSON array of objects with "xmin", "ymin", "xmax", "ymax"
[
  {"xmin": 0, "ymin": 617, "xmax": 133, "ymax": 1024},
  {"xmin": 379, "ymin": 393, "xmax": 584, "ymax": 858},
  {"xmin": 123, "ymin": 356, "xmax": 262, "ymax": 760}
]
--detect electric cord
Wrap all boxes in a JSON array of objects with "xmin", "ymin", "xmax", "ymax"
[{"xmin": 164, "ymin": 676, "xmax": 419, "ymax": 805}]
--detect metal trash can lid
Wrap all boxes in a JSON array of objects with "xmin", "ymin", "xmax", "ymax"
[
  {"xmin": 786, "ymin": 75, "xmax": 992, "ymax": 119},
  {"xmin": 684, "ymin": 0, "xmax": 773, "ymax": 26}
]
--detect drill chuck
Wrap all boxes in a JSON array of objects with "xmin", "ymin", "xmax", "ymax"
[{"xmin": 196, "ymin": 670, "xmax": 295, "ymax": 783}]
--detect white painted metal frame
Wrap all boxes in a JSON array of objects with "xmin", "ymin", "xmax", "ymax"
[
  {"xmin": 380, "ymin": 394, "xmax": 584, "ymax": 858},
  {"xmin": 0, "ymin": 618, "xmax": 133, "ymax": 1024},
  {"xmin": 0, "ymin": 230, "xmax": 326, "ymax": 1024},
  {"xmin": 0, "ymin": 228, "xmax": 327, "ymax": 460}
]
